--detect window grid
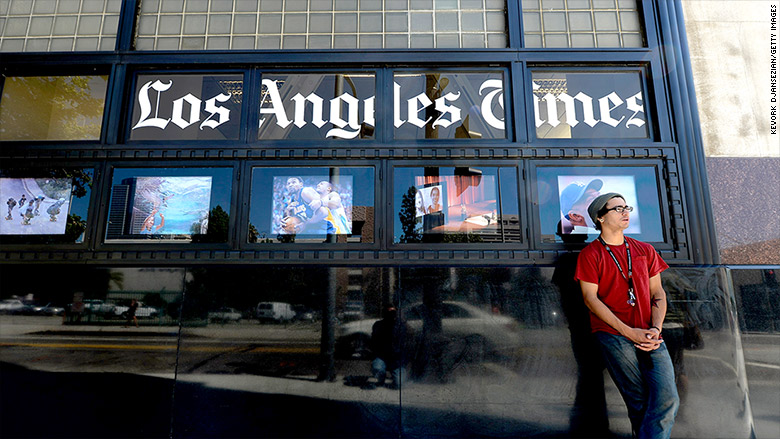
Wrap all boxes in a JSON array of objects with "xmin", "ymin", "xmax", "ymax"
[
  {"xmin": 522, "ymin": 0, "xmax": 644, "ymax": 48},
  {"xmin": 0, "ymin": 0, "xmax": 121, "ymax": 52},
  {"xmin": 134, "ymin": 0, "xmax": 507, "ymax": 51}
]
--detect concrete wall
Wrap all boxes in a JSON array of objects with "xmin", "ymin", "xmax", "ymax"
[{"xmin": 683, "ymin": 0, "xmax": 780, "ymax": 264}]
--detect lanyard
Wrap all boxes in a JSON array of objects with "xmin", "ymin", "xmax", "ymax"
[{"xmin": 598, "ymin": 237, "xmax": 637, "ymax": 307}]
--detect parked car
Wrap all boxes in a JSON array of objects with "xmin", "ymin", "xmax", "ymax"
[
  {"xmin": 0, "ymin": 299, "xmax": 27, "ymax": 314},
  {"xmin": 256, "ymin": 302, "xmax": 296, "ymax": 322},
  {"xmin": 336, "ymin": 301, "xmax": 521, "ymax": 360},
  {"xmin": 82, "ymin": 299, "xmax": 116, "ymax": 316},
  {"xmin": 32, "ymin": 302, "xmax": 65, "ymax": 316},
  {"xmin": 112, "ymin": 301, "xmax": 159, "ymax": 319},
  {"xmin": 292, "ymin": 304, "xmax": 317, "ymax": 322},
  {"xmin": 208, "ymin": 307, "xmax": 242, "ymax": 323}
]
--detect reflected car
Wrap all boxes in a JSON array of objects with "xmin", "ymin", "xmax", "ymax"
[
  {"xmin": 0, "ymin": 299, "xmax": 27, "ymax": 314},
  {"xmin": 208, "ymin": 307, "xmax": 242, "ymax": 323},
  {"xmin": 336, "ymin": 301, "xmax": 521, "ymax": 360},
  {"xmin": 33, "ymin": 303, "xmax": 65, "ymax": 316},
  {"xmin": 112, "ymin": 301, "xmax": 159, "ymax": 319}
]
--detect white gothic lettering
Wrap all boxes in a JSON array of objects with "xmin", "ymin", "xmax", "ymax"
[
  {"xmin": 533, "ymin": 81, "xmax": 645, "ymax": 130},
  {"xmin": 132, "ymin": 79, "xmax": 232, "ymax": 131}
]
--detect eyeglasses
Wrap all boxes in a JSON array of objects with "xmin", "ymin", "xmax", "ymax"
[{"xmin": 605, "ymin": 205, "xmax": 634, "ymax": 214}]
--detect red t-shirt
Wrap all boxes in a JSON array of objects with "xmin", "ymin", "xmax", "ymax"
[{"xmin": 574, "ymin": 236, "xmax": 668, "ymax": 335}]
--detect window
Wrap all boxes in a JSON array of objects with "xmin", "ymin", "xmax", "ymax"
[
  {"xmin": 134, "ymin": 0, "xmax": 507, "ymax": 50},
  {"xmin": 522, "ymin": 0, "xmax": 644, "ymax": 48},
  {"xmin": 104, "ymin": 167, "xmax": 233, "ymax": 243},
  {"xmin": 393, "ymin": 165, "xmax": 520, "ymax": 244},
  {"xmin": 0, "ymin": 75, "xmax": 108, "ymax": 141},
  {"xmin": 128, "ymin": 73, "xmax": 243, "ymax": 142},
  {"xmin": 0, "ymin": 166, "xmax": 94, "ymax": 245},
  {"xmin": 0, "ymin": 0, "xmax": 121, "ymax": 52},
  {"xmin": 532, "ymin": 70, "xmax": 649, "ymax": 139},
  {"xmin": 394, "ymin": 71, "xmax": 507, "ymax": 140},
  {"xmin": 258, "ymin": 73, "xmax": 376, "ymax": 140},
  {"xmin": 532, "ymin": 162, "xmax": 666, "ymax": 245},
  {"xmin": 247, "ymin": 166, "xmax": 375, "ymax": 244}
]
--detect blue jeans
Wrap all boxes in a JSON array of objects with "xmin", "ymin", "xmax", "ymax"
[
  {"xmin": 595, "ymin": 332, "xmax": 679, "ymax": 439},
  {"xmin": 372, "ymin": 357, "xmax": 404, "ymax": 387}
]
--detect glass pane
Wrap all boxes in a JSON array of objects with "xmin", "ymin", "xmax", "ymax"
[
  {"xmin": 0, "ymin": 167, "xmax": 93, "ymax": 244},
  {"xmin": 393, "ymin": 71, "xmax": 506, "ymax": 140},
  {"xmin": 247, "ymin": 167, "xmax": 375, "ymax": 244},
  {"xmin": 257, "ymin": 73, "xmax": 376, "ymax": 140},
  {"xmin": 535, "ymin": 164, "xmax": 665, "ymax": 243},
  {"xmin": 522, "ymin": 0, "xmax": 643, "ymax": 48},
  {"xmin": 532, "ymin": 71, "xmax": 649, "ymax": 139},
  {"xmin": 129, "ymin": 74, "xmax": 243, "ymax": 141},
  {"xmin": 0, "ymin": 0, "xmax": 120, "ymax": 52},
  {"xmin": 0, "ymin": 75, "xmax": 108, "ymax": 141},
  {"xmin": 133, "ymin": 0, "xmax": 507, "ymax": 50},
  {"xmin": 104, "ymin": 167, "xmax": 233, "ymax": 243},
  {"xmin": 393, "ymin": 166, "xmax": 520, "ymax": 244}
]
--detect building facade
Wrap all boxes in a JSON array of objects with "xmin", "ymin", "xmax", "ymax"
[{"xmin": 0, "ymin": 1, "xmax": 777, "ymax": 437}]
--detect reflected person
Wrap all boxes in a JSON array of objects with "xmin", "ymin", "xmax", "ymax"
[
  {"xmin": 370, "ymin": 305, "xmax": 408, "ymax": 389},
  {"xmin": 575, "ymin": 193, "xmax": 679, "ymax": 439},
  {"xmin": 551, "ymin": 220, "xmax": 609, "ymax": 438}
]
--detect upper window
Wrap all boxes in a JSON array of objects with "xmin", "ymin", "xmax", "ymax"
[
  {"xmin": 0, "ymin": 75, "xmax": 109, "ymax": 141},
  {"xmin": 532, "ymin": 70, "xmax": 649, "ymax": 139},
  {"xmin": 258, "ymin": 73, "xmax": 375, "ymax": 140},
  {"xmin": 0, "ymin": 0, "xmax": 121, "ymax": 52},
  {"xmin": 393, "ymin": 165, "xmax": 520, "ymax": 244},
  {"xmin": 394, "ymin": 71, "xmax": 507, "ymax": 140},
  {"xmin": 134, "ymin": 0, "xmax": 507, "ymax": 50},
  {"xmin": 522, "ymin": 0, "xmax": 644, "ymax": 48},
  {"xmin": 128, "ymin": 73, "xmax": 243, "ymax": 142}
]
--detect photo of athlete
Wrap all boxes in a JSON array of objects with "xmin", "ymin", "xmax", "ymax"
[{"xmin": 274, "ymin": 176, "xmax": 354, "ymax": 236}]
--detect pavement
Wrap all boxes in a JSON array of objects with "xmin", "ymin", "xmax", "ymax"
[{"xmin": 1, "ymin": 316, "xmax": 777, "ymax": 438}]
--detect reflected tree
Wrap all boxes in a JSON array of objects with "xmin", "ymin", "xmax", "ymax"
[
  {"xmin": 0, "ymin": 76, "xmax": 106, "ymax": 141},
  {"xmin": 398, "ymin": 187, "xmax": 422, "ymax": 243}
]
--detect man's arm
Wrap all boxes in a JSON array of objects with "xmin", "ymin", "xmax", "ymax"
[
  {"xmin": 648, "ymin": 273, "xmax": 667, "ymax": 341},
  {"xmin": 580, "ymin": 280, "xmax": 662, "ymax": 351}
]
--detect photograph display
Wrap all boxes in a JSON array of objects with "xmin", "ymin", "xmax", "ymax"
[
  {"xmin": 536, "ymin": 165, "xmax": 665, "ymax": 243},
  {"xmin": 414, "ymin": 185, "xmax": 443, "ymax": 218},
  {"xmin": 130, "ymin": 177, "xmax": 212, "ymax": 236},
  {"xmin": 271, "ymin": 176, "xmax": 353, "ymax": 235},
  {"xmin": 1, "ymin": 177, "xmax": 72, "ymax": 235},
  {"xmin": 556, "ymin": 175, "xmax": 641, "ymax": 235}
]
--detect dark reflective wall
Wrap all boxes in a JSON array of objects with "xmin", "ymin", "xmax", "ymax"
[{"xmin": 0, "ymin": 264, "xmax": 762, "ymax": 438}]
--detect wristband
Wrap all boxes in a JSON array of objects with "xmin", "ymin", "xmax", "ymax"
[{"xmin": 650, "ymin": 326, "xmax": 661, "ymax": 333}]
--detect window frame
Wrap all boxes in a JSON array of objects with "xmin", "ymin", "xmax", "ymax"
[
  {"xmin": 238, "ymin": 160, "xmax": 382, "ymax": 251},
  {"xmin": 0, "ymin": 160, "xmax": 101, "ymax": 249},
  {"xmin": 95, "ymin": 160, "xmax": 240, "ymax": 250},
  {"xmin": 387, "ymin": 159, "xmax": 527, "ymax": 251}
]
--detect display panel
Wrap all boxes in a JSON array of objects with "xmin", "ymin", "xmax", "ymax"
[
  {"xmin": 258, "ymin": 73, "xmax": 376, "ymax": 140},
  {"xmin": 532, "ymin": 70, "xmax": 649, "ymax": 139},
  {"xmin": 393, "ymin": 166, "xmax": 520, "ymax": 244},
  {"xmin": 0, "ymin": 76, "xmax": 108, "ymax": 141},
  {"xmin": 393, "ymin": 71, "xmax": 507, "ymax": 140},
  {"xmin": 129, "ymin": 74, "xmax": 243, "ymax": 141},
  {"xmin": 0, "ymin": 168, "xmax": 93, "ymax": 244},
  {"xmin": 535, "ymin": 164, "xmax": 665, "ymax": 244},
  {"xmin": 105, "ymin": 168, "xmax": 232, "ymax": 243},
  {"xmin": 270, "ymin": 176, "xmax": 353, "ymax": 235},
  {"xmin": 248, "ymin": 167, "xmax": 374, "ymax": 244}
]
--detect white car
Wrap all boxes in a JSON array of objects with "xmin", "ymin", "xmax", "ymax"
[
  {"xmin": 113, "ymin": 301, "xmax": 159, "ymax": 319},
  {"xmin": 208, "ymin": 307, "xmax": 242, "ymax": 323},
  {"xmin": 336, "ymin": 301, "xmax": 521, "ymax": 360},
  {"xmin": 0, "ymin": 299, "xmax": 27, "ymax": 314}
]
